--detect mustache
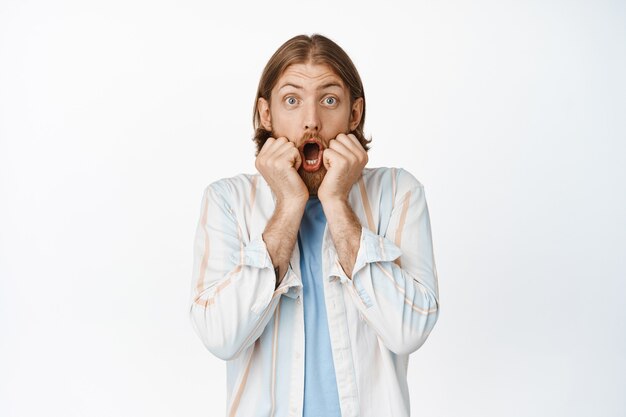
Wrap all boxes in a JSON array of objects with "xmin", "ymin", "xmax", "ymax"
[
  {"xmin": 269, "ymin": 130, "xmax": 352, "ymax": 148},
  {"xmin": 298, "ymin": 131, "xmax": 344, "ymax": 149},
  {"xmin": 269, "ymin": 130, "xmax": 327, "ymax": 147}
]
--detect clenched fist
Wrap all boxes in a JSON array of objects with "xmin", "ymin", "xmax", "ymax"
[
  {"xmin": 317, "ymin": 133, "xmax": 368, "ymax": 203},
  {"xmin": 255, "ymin": 137, "xmax": 309, "ymax": 206}
]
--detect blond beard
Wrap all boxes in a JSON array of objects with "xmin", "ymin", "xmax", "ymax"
[
  {"xmin": 298, "ymin": 164, "xmax": 327, "ymax": 197},
  {"xmin": 270, "ymin": 130, "xmax": 329, "ymax": 197}
]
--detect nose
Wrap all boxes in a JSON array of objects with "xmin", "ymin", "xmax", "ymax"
[{"xmin": 303, "ymin": 100, "xmax": 320, "ymax": 131}]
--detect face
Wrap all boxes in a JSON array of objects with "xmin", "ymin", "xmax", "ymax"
[{"xmin": 257, "ymin": 62, "xmax": 363, "ymax": 196}]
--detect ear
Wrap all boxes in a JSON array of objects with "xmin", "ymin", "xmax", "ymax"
[
  {"xmin": 349, "ymin": 97, "xmax": 364, "ymax": 131},
  {"xmin": 258, "ymin": 97, "xmax": 272, "ymax": 131}
]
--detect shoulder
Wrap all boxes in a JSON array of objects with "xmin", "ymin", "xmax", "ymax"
[
  {"xmin": 202, "ymin": 172, "xmax": 263, "ymax": 203},
  {"xmin": 361, "ymin": 166, "xmax": 424, "ymax": 192},
  {"xmin": 205, "ymin": 172, "xmax": 259, "ymax": 191}
]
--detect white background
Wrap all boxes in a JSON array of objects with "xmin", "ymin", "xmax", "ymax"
[{"xmin": 1, "ymin": 0, "xmax": 625, "ymax": 416}]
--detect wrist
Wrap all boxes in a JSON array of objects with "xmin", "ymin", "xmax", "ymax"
[
  {"xmin": 275, "ymin": 196, "xmax": 307, "ymax": 213},
  {"xmin": 319, "ymin": 195, "xmax": 350, "ymax": 211}
]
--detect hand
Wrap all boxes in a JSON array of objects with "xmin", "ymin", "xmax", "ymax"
[
  {"xmin": 255, "ymin": 137, "xmax": 308, "ymax": 206},
  {"xmin": 318, "ymin": 133, "xmax": 368, "ymax": 203}
]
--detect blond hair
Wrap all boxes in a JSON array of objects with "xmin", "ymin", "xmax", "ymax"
[{"xmin": 252, "ymin": 34, "xmax": 370, "ymax": 155}]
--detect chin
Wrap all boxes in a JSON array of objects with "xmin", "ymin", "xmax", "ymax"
[{"xmin": 298, "ymin": 166, "xmax": 326, "ymax": 196}]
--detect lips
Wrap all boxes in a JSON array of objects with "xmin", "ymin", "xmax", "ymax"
[{"xmin": 299, "ymin": 138, "xmax": 324, "ymax": 172}]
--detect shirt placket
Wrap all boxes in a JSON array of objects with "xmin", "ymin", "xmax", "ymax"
[
  {"xmin": 288, "ymin": 251, "xmax": 305, "ymax": 417},
  {"xmin": 321, "ymin": 225, "xmax": 360, "ymax": 417}
]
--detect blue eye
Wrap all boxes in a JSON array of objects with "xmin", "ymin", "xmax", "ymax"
[
  {"xmin": 286, "ymin": 97, "xmax": 297, "ymax": 105},
  {"xmin": 324, "ymin": 97, "xmax": 336, "ymax": 105}
]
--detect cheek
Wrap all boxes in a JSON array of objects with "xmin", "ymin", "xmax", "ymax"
[
  {"xmin": 270, "ymin": 114, "xmax": 302, "ymax": 141},
  {"xmin": 269, "ymin": 108, "xmax": 291, "ymax": 132},
  {"xmin": 324, "ymin": 108, "xmax": 351, "ymax": 130}
]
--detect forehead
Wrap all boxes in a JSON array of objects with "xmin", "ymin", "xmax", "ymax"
[{"xmin": 274, "ymin": 62, "xmax": 346, "ymax": 91}]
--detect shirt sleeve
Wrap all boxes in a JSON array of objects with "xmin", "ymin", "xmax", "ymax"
[
  {"xmin": 330, "ymin": 169, "xmax": 440, "ymax": 355},
  {"xmin": 188, "ymin": 181, "xmax": 300, "ymax": 361}
]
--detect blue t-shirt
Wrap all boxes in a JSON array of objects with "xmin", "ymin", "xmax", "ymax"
[{"xmin": 298, "ymin": 197, "xmax": 342, "ymax": 417}]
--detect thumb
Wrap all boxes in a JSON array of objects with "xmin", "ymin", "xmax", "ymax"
[
  {"xmin": 322, "ymin": 148, "xmax": 333, "ymax": 170},
  {"xmin": 292, "ymin": 147, "xmax": 303, "ymax": 171}
]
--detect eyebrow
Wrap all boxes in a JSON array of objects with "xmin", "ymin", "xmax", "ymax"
[
  {"xmin": 278, "ymin": 83, "xmax": 302, "ymax": 91},
  {"xmin": 278, "ymin": 81, "xmax": 344, "ymax": 92},
  {"xmin": 318, "ymin": 82, "xmax": 343, "ymax": 90}
]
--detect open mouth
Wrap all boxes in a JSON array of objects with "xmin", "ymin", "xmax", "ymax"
[{"xmin": 299, "ymin": 139, "xmax": 324, "ymax": 172}]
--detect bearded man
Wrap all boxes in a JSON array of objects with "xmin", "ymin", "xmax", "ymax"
[{"xmin": 190, "ymin": 34, "xmax": 440, "ymax": 417}]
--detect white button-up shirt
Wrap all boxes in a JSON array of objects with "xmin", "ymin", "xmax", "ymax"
[{"xmin": 189, "ymin": 167, "xmax": 440, "ymax": 417}]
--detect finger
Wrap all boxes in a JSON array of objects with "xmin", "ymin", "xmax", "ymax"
[
  {"xmin": 271, "ymin": 139, "xmax": 297, "ymax": 158},
  {"xmin": 344, "ymin": 133, "xmax": 365, "ymax": 151},
  {"xmin": 258, "ymin": 136, "xmax": 277, "ymax": 156},
  {"xmin": 263, "ymin": 136, "xmax": 290, "ymax": 155},
  {"xmin": 335, "ymin": 133, "xmax": 367, "ymax": 165},
  {"xmin": 275, "ymin": 143, "xmax": 302, "ymax": 170},
  {"xmin": 256, "ymin": 137, "xmax": 274, "ymax": 171},
  {"xmin": 322, "ymin": 147, "xmax": 347, "ymax": 170},
  {"xmin": 333, "ymin": 133, "xmax": 358, "ymax": 152},
  {"xmin": 322, "ymin": 147, "xmax": 334, "ymax": 169},
  {"xmin": 329, "ymin": 139, "xmax": 358, "ymax": 163},
  {"xmin": 257, "ymin": 138, "xmax": 292, "ymax": 171},
  {"xmin": 334, "ymin": 133, "xmax": 349, "ymax": 142},
  {"xmin": 291, "ymin": 146, "xmax": 303, "ymax": 170}
]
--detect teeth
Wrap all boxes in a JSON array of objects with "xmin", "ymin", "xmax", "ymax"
[{"xmin": 306, "ymin": 159, "xmax": 318, "ymax": 165}]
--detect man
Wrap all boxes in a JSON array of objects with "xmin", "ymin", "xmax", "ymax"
[{"xmin": 190, "ymin": 34, "xmax": 439, "ymax": 417}]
